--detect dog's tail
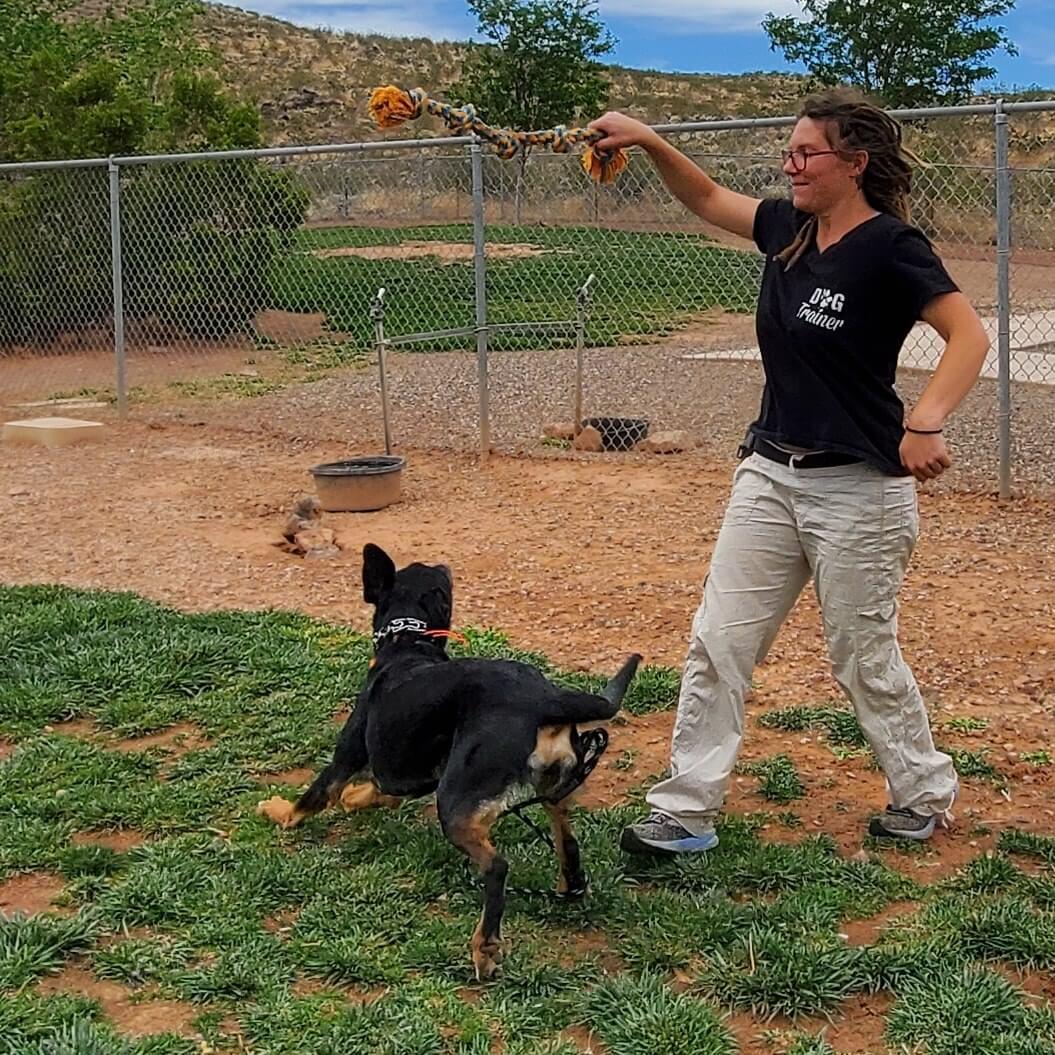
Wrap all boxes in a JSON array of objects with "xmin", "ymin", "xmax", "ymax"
[{"xmin": 549, "ymin": 653, "xmax": 642, "ymax": 723}]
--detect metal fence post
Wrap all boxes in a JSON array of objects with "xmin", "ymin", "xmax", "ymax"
[
  {"xmin": 573, "ymin": 273, "xmax": 596, "ymax": 435},
  {"xmin": 370, "ymin": 288, "xmax": 393, "ymax": 454},
  {"xmin": 107, "ymin": 157, "xmax": 128, "ymax": 420},
  {"xmin": 994, "ymin": 100, "xmax": 1012, "ymax": 499},
  {"xmin": 470, "ymin": 138, "xmax": 490, "ymax": 460}
]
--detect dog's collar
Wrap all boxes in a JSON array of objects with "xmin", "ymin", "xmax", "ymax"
[
  {"xmin": 372, "ymin": 618, "xmax": 469, "ymax": 649},
  {"xmin": 372, "ymin": 617, "xmax": 428, "ymax": 647}
]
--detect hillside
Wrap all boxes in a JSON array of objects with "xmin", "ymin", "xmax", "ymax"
[
  {"xmin": 71, "ymin": 1, "xmax": 1053, "ymax": 152},
  {"xmin": 72, "ymin": 0, "xmax": 805, "ymax": 144}
]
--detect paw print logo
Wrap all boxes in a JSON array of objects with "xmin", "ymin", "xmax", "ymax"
[{"xmin": 808, "ymin": 287, "xmax": 846, "ymax": 313}]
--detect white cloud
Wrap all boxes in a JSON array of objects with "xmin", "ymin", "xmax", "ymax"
[
  {"xmin": 598, "ymin": 0, "xmax": 801, "ymax": 33},
  {"xmin": 218, "ymin": 0, "xmax": 801, "ymax": 40},
  {"xmin": 221, "ymin": 1, "xmax": 469, "ymax": 41}
]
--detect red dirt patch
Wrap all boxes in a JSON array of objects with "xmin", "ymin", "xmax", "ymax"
[
  {"xmin": 262, "ymin": 907, "xmax": 300, "ymax": 933},
  {"xmin": 724, "ymin": 992, "xmax": 893, "ymax": 1053},
  {"xmin": 0, "ymin": 872, "xmax": 69, "ymax": 917},
  {"xmin": 311, "ymin": 240, "xmax": 558, "ymax": 264},
  {"xmin": 70, "ymin": 830, "xmax": 147, "ymax": 852},
  {"xmin": 37, "ymin": 964, "xmax": 199, "ymax": 1037},
  {"xmin": 255, "ymin": 309, "xmax": 327, "ymax": 344},
  {"xmin": 555, "ymin": 928, "xmax": 625, "ymax": 975},
  {"xmin": 840, "ymin": 904, "xmax": 911, "ymax": 947},
  {"xmin": 47, "ymin": 718, "xmax": 98, "ymax": 740},
  {"xmin": 96, "ymin": 927, "xmax": 155, "ymax": 949},
  {"xmin": 110, "ymin": 723, "xmax": 210, "ymax": 755},
  {"xmin": 559, "ymin": 1023, "xmax": 608, "ymax": 1053},
  {"xmin": 0, "ymin": 739, "xmax": 14, "ymax": 761},
  {"xmin": 993, "ymin": 963, "xmax": 1055, "ymax": 1007},
  {"xmin": 259, "ymin": 767, "xmax": 315, "ymax": 787}
]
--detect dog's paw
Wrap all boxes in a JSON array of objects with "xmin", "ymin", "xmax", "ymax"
[
  {"xmin": 472, "ymin": 941, "xmax": 504, "ymax": 981},
  {"xmin": 256, "ymin": 796, "xmax": 297, "ymax": 828},
  {"xmin": 555, "ymin": 871, "xmax": 589, "ymax": 900}
]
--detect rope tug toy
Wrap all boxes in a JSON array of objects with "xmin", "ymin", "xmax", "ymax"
[{"xmin": 368, "ymin": 85, "xmax": 629, "ymax": 184}]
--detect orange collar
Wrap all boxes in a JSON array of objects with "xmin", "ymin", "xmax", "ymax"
[{"xmin": 422, "ymin": 628, "xmax": 470, "ymax": 647}]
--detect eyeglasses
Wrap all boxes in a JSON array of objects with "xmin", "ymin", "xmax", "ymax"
[{"xmin": 780, "ymin": 148, "xmax": 839, "ymax": 172}]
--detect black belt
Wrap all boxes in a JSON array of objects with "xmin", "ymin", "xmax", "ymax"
[{"xmin": 747, "ymin": 437, "xmax": 862, "ymax": 469}]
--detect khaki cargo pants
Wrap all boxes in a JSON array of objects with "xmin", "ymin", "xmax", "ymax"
[{"xmin": 646, "ymin": 453, "xmax": 958, "ymax": 836}]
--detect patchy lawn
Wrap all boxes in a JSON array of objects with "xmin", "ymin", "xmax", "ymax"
[{"xmin": 2, "ymin": 586, "xmax": 1054, "ymax": 1054}]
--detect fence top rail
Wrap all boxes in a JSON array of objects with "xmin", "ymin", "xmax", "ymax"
[
  {"xmin": 0, "ymin": 135, "xmax": 476, "ymax": 174},
  {"xmin": 2, "ymin": 100, "xmax": 1054, "ymax": 173}
]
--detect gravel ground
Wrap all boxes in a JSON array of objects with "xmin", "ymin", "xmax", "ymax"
[{"xmin": 147, "ymin": 341, "xmax": 1055, "ymax": 497}]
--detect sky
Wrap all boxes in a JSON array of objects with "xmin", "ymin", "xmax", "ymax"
[{"xmin": 221, "ymin": 0, "xmax": 1054, "ymax": 91}]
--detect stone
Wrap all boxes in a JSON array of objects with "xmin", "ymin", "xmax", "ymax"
[
  {"xmin": 542, "ymin": 421, "xmax": 576, "ymax": 441},
  {"xmin": 634, "ymin": 429, "xmax": 697, "ymax": 454},
  {"xmin": 275, "ymin": 526, "xmax": 341, "ymax": 559},
  {"xmin": 2, "ymin": 417, "xmax": 105, "ymax": 449},
  {"xmin": 571, "ymin": 425, "xmax": 604, "ymax": 452}
]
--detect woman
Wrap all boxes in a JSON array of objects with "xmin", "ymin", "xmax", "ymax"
[{"xmin": 588, "ymin": 89, "xmax": 990, "ymax": 852}]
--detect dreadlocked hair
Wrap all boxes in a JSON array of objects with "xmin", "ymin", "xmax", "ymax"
[{"xmin": 776, "ymin": 87, "xmax": 922, "ymax": 271}]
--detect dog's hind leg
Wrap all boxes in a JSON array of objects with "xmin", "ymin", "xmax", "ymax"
[
  {"xmin": 257, "ymin": 712, "xmax": 369, "ymax": 830},
  {"xmin": 338, "ymin": 783, "xmax": 402, "ymax": 812},
  {"xmin": 544, "ymin": 800, "xmax": 588, "ymax": 899},
  {"xmin": 440, "ymin": 801, "xmax": 508, "ymax": 981}
]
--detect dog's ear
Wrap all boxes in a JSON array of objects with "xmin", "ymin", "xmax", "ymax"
[{"xmin": 362, "ymin": 543, "xmax": 396, "ymax": 605}]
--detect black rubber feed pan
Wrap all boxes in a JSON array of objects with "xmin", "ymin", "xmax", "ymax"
[
  {"xmin": 582, "ymin": 416, "xmax": 649, "ymax": 451},
  {"xmin": 310, "ymin": 456, "xmax": 404, "ymax": 477}
]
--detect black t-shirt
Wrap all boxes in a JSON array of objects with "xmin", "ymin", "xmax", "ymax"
[{"xmin": 750, "ymin": 197, "xmax": 959, "ymax": 475}]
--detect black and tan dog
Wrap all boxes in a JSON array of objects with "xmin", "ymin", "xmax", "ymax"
[{"xmin": 257, "ymin": 543, "xmax": 640, "ymax": 979}]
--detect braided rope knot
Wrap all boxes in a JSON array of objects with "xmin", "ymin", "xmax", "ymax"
[{"xmin": 368, "ymin": 84, "xmax": 628, "ymax": 184}]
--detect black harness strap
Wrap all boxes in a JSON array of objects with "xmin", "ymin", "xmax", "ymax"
[{"xmin": 502, "ymin": 728, "xmax": 609, "ymax": 848}]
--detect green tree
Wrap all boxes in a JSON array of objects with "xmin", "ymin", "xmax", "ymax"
[
  {"xmin": 0, "ymin": 0, "xmax": 308, "ymax": 344},
  {"xmin": 453, "ymin": 0, "xmax": 614, "ymax": 130},
  {"xmin": 451, "ymin": 0, "xmax": 615, "ymax": 221},
  {"xmin": 0, "ymin": 0, "xmax": 251, "ymax": 161},
  {"xmin": 762, "ymin": 0, "xmax": 1018, "ymax": 108}
]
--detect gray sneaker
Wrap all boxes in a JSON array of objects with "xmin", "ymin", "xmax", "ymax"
[
  {"xmin": 620, "ymin": 811, "xmax": 719, "ymax": 855},
  {"xmin": 869, "ymin": 805, "xmax": 956, "ymax": 841},
  {"xmin": 868, "ymin": 807, "xmax": 936, "ymax": 840},
  {"xmin": 869, "ymin": 786, "xmax": 958, "ymax": 841}
]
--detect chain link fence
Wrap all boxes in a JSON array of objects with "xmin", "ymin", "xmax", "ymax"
[{"xmin": 2, "ymin": 102, "xmax": 1054, "ymax": 493}]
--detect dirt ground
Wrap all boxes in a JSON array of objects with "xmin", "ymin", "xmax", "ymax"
[
  {"xmin": 3, "ymin": 420, "xmax": 1053, "ymax": 884},
  {"xmin": 311, "ymin": 240, "xmax": 566, "ymax": 263},
  {"xmin": 3, "ymin": 418, "xmax": 1055, "ymax": 1053}
]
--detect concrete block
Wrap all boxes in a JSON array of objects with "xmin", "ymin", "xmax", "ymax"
[{"xmin": 2, "ymin": 417, "xmax": 106, "ymax": 449}]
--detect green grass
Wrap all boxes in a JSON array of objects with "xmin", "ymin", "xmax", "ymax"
[
  {"xmin": 945, "ymin": 747, "xmax": 1006, "ymax": 786},
  {"xmin": 1021, "ymin": 749, "xmax": 1051, "ymax": 767},
  {"xmin": 757, "ymin": 702, "xmax": 869, "ymax": 753},
  {"xmin": 268, "ymin": 222, "xmax": 762, "ymax": 351},
  {"xmin": 1, "ymin": 585, "xmax": 1054, "ymax": 1054},
  {"xmin": 740, "ymin": 754, "xmax": 806, "ymax": 804},
  {"xmin": 942, "ymin": 716, "xmax": 990, "ymax": 734}
]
